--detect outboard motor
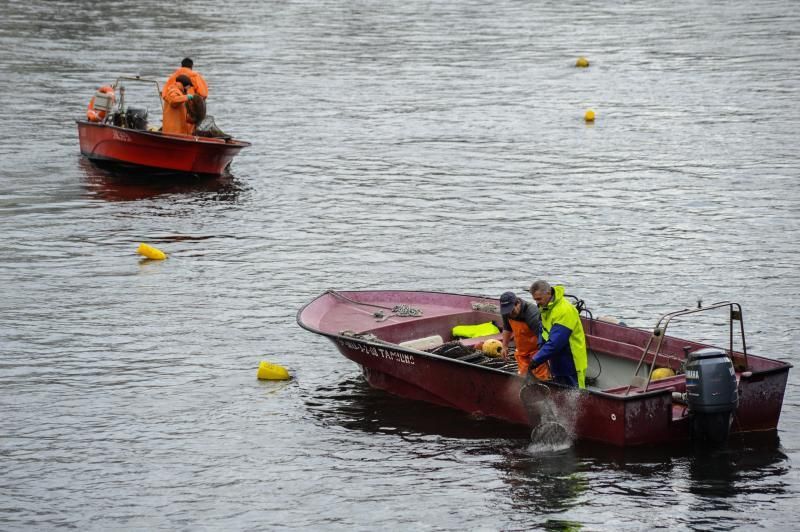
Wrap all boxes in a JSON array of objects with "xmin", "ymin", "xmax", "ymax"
[
  {"xmin": 685, "ymin": 348, "xmax": 738, "ymax": 444},
  {"xmin": 124, "ymin": 107, "xmax": 148, "ymax": 130}
]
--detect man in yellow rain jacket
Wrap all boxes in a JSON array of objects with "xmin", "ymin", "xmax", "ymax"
[{"xmin": 529, "ymin": 281, "xmax": 588, "ymax": 388}]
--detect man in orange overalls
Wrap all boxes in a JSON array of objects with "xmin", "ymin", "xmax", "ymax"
[
  {"xmin": 163, "ymin": 57, "xmax": 208, "ymax": 100},
  {"xmin": 162, "ymin": 75, "xmax": 195, "ymax": 135},
  {"xmin": 500, "ymin": 291, "xmax": 551, "ymax": 380}
]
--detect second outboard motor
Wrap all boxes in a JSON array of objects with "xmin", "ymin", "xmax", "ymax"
[{"xmin": 685, "ymin": 348, "xmax": 738, "ymax": 444}]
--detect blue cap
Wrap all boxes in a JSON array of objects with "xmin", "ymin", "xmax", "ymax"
[{"xmin": 499, "ymin": 291, "xmax": 517, "ymax": 315}]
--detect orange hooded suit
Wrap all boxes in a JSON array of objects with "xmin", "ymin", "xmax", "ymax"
[
  {"xmin": 162, "ymin": 80, "xmax": 193, "ymax": 135},
  {"xmin": 162, "ymin": 67, "xmax": 208, "ymax": 99}
]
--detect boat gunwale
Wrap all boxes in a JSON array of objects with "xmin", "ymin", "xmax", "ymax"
[{"xmin": 76, "ymin": 119, "xmax": 252, "ymax": 148}]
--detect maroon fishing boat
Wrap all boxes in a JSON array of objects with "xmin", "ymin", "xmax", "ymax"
[
  {"xmin": 77, "ymin": 76, "xmax": 250, "ymax": 177},
  {"xmin": 297, "ymin": 289, "xmax": 792, "ymax": 447}
]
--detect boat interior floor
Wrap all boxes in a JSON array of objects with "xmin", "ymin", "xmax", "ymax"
[{"xmin": 407, "ymin": 333, "xmax": 679, "ymax": 396}]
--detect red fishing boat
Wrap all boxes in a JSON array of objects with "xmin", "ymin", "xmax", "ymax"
[
  {"xmin": 297, "ymin": 289, "xmax": 792, "ymax": 447},
  {"xmin": 77, "ymin": 76, "xmax": 250, "ymax": 177}
]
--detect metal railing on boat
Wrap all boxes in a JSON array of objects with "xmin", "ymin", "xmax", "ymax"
[{"xmin": 625, "ymin": 301, "xmax": 749, "ymax": 396}]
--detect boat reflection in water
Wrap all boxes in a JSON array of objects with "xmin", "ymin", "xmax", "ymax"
[
  {"xmin": 79, "ymin": 158, "xmax": 245, "ymax": 203},
  {"xmin": 308, "ymin": 374, "xmax": 787, "ymax": 528},
  {"xmin": 306, "ymin": 376, "xmax": 530, "ymax": 441}
]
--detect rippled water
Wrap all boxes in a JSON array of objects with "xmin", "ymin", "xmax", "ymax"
[{"xmin": 1, "ymin": 0, "xmax": 798, "ymax": 529}]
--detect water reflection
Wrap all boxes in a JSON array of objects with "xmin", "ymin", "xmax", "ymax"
[
  {"xmin": 306, "ymin": 376, "xmax": 529, "ymax": 440},
  {"xmin": 78, "ymin": 158, "xmax": 245, "ymax": 202},
  {"xmin": 581, "ymin": 432, "xmax": 788, "ymax": 512},
  {"xmin": 499, "ymin": 445, "xmax": 586, "ymax": 515},
  {"xmin": 688, "ymin": 432, "xmax": 789, "ymax": 496}
]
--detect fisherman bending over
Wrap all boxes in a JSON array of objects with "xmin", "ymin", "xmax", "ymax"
[
  {"xmin": 162, "ymin": 75, "xmax": 195, "ymax": 135},
  {"xmin": 499, "ymin": 291, "xmax": 551, "ymax": 380}
]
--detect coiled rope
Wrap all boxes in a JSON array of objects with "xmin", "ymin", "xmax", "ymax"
[{"xmin": 326, "ymin": 289, "xmax": 423, "ymax": 321}]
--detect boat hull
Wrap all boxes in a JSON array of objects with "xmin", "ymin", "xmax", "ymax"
[
  {"xmin": 298, "ymin": 290, "xmax": 792, "ymax": 447},
  {"xmin": 76, "ymin": 120, "xmax": 250, "ymax": 176},
  {"xmin": 326, "ymin": 334, "xmax": 686, "ymax": 446}
]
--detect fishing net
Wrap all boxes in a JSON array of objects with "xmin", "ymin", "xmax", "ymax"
[
  {"xmin": 520, "ymin": 379, "xmax": 572, "ymax": 447},
  {"xmin": 196, "ymin": 115, "xmax": 232, "ymax": 140},
  {"xmin": 391, "ymin": 305, "xmax": 422, "ymax": 317},
  {"xmin": 429, "ymin": 341, "xmax": 476, "ymax": 359},
  {"xmin": 186, "ymin": 95, "xmax": 206, "ymax": 124}
]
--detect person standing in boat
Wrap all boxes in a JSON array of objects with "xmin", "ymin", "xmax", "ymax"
[
  {"xmin": 529, "ymin": 280, "xmax": 588, "ymax": 388},
  {"xmin": 162, "ymin": 75, "xmax": 195, "ymax": 135},
  {"xmin": 163, "ymin": 57, "xmax": 209, "ymax": 100},
  {"xmin": 499, "ymin": 291, "xmax": 551, "ymax": 380}
]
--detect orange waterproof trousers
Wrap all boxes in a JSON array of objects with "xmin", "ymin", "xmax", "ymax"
[{"xmin": 509, "ymin": 318, "xmax": 551, "ymax": 380}]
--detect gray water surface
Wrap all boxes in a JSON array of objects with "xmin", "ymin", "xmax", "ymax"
[{"xmin": 1, "ymin": 1, "xmax": 798, "ymax": 530}]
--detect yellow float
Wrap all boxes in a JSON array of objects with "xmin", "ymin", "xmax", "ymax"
[
  {"xmin": 651, "ymin": 367, "xmax": 676, "ymax": 381},
  {"xmin": 482, "ymin": 339, "xmax": 503, "ymax": 358},
  {"xmin": 257, "ymin": 361, "xmax": 291, "ymax": 381},
  {"xmin": 137, "ymin": 243, "xmax": 167, "ymax": 260}
]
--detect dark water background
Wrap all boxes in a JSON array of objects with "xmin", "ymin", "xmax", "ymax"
[{"xmin": 1, "ymin": 0, "xmax": 798, "ymax": 530}]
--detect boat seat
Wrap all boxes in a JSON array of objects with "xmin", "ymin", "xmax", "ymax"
[
  {"xmin": 603, "ymin": 374, "xmax": 684, "ymax": 395},
  {"xmin": 399, "ymin": 335, "xmax": 444, "ymax": 351}
]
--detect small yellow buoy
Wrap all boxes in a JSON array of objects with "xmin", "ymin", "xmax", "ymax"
[
  {"xmin": 652, "ymin": 367, "xmax": 676, "ymax": 381},
  {"xmin": 257, "ymin": 361, "xmax": 291, "ymax": 381},
  {"xmin": 482, "ymin": 339, "xmax": 503, "ymax": 358},
  {"xmin": 584, "ymin": 109, "xmax": 596, "ymax": 122},
  {"xmin": 137, "ymin": 243, "xmax": 167, "ymax": 260},
  {"xmin": 575, "ymin": 56, "xmax": 590, "ymax": 68}
]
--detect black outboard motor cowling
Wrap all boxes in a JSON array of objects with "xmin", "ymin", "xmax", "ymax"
[
  {"xmin": 124, "ymin": 107, "xmax": 148, "ymax": 130},
  {"xmin": 685, "ymin": 348, "xmax": 739, "ymax": 444}
]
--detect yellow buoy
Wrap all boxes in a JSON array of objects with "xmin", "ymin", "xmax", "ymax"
[
  {"xmin": 652, "ymin": 367, "xmax": 676, "ymax": 381},
  {"xmin": 137, "ymin": 243, "xmax": 167, "ymax": 260},
  {"xmin": 482, "ymin": 339, "xmax": 503, "ymax": 358},
  {"xmin": 575, "ymin": 56, "xmax": 590, "ymax": 68},
  {"xmin": 257, "ymin": 361, "xmax": 291, "ymax": 381},
  {"xmin": 584, "ymin": 109, "xmax": 596, "ymax": 122}
]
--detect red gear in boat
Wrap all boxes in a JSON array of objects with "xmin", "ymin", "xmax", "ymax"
[
  {"xmin": 162, "ymin": 77, "xmax": 194, "ymax": 135},
  {"xmin": 86, "ymin": 85, "xmax": 115, "ymax": 122}
]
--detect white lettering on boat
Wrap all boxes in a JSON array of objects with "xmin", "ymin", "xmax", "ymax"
[
  {"xmin": 339, "ymin": 339, "xmax": 416, "ymax": 365},
  {"xmin": 113, "ymin": 130, "xmax": 132, "ymax": 142},
  {"xmin": 686, "ymin": 370, "xmax": 700, "ymax": 380}
]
